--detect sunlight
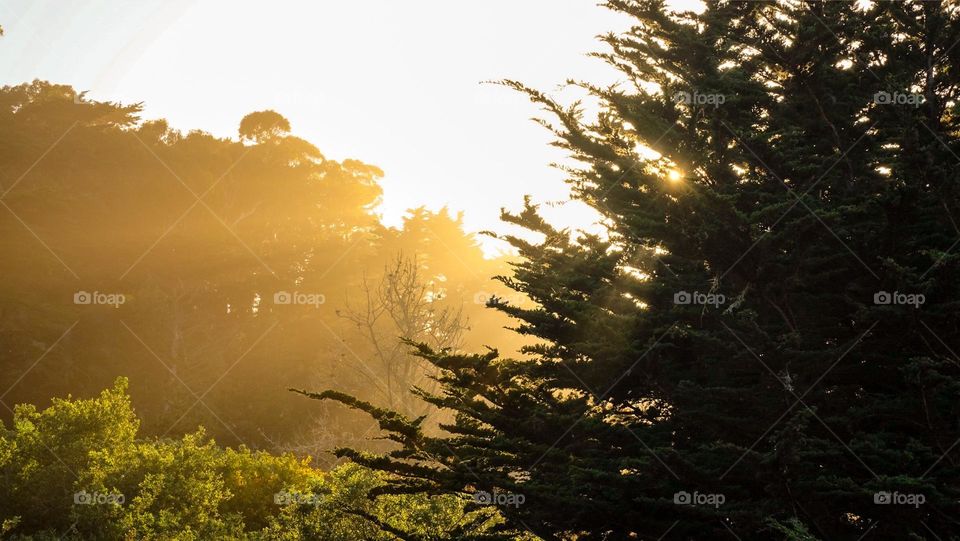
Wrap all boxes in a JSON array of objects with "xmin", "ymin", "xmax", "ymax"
[
  {"xmin": 4, "ymin": 0, "xmax": 950, "ymax": 537},
  {"xmin": 666, "ymin": 0, "xmax": 707, "ymax": 14},
  {"xmin": 635, "ymin": 143, "xmax": 663, "ymax": 161}
]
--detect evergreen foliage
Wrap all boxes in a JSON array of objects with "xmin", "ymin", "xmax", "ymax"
[{"xmin": 306, "ymin": 1, "xmax": 960, "ymax": 539}]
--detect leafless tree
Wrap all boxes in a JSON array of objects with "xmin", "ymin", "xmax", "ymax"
[{"xmin": 337, "ymin": 254, "xmax": 468, "ymax": 417}]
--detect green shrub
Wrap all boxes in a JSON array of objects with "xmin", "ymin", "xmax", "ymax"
[{"xmin": 0, "ymin": 378, "xmax": 506, "ymax": 540}]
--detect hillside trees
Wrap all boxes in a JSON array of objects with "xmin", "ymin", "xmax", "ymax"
[{"xmin": 0, "ymin": 81, "xmax": 523, "ymax": 454}]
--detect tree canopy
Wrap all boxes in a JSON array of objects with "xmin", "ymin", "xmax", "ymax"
[
  {"xmin": 0, "ymin": 379, "xmax": 507, "ymax": 540},
  {"xmin": 308, "ymin": 1, "xmax": 960, "ymax": 539},
  {"xmin": 0, "ymin": 80, "xmax": 526, "ymax": 456}
]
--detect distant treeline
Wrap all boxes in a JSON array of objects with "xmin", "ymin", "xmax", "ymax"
[{"xmin": 0, "ymin": 81, "xmax": 527, "ymax": 455}]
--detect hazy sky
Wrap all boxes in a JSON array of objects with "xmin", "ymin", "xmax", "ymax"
[{"xmin": 0, "ymin": 0, "xmax": 698, "ymax": 254}]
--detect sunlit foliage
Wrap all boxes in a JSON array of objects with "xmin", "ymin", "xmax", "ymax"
[
  {"xmin": 0, "ymin": 379, "xmax": 504, "ymax": 540},
  {"xmin": 0, "ymin": 81, "xmax": 527, "ymax": 457}
]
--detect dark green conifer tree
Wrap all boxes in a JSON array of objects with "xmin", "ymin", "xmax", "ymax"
[{"xmin": 301, "ymin": 1, "xmax": 960, "ymax": 538}]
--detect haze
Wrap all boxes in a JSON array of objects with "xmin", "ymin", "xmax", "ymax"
[{"xmin": 0, "ymin": 0, "xmax": 700, "ymax": 254}]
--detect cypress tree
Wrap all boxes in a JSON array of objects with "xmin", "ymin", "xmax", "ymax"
[{"xmin": 299, "ymin": 1, "xmax": 960, "ymax": 538}]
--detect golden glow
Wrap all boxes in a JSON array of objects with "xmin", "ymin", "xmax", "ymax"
[
  {"xmin": 667, "ymin": 169, "xmax": 683, "ymax": 182},
  {"xmin": 0, "ymin": 0, "xmax": 705, "ymax": 257},
  {"xmin": 635, "ymin": 143, "xmax": 663, "ymax": 161}
]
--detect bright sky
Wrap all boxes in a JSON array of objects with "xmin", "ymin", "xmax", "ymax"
[{"xmin": 0, "ymin": 0, "xmax": 701, "ymax": 255}]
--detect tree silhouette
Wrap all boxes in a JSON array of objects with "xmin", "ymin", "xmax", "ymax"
[
  {"xmin": 305, "ymin": 1, "xmax": 960, "ymax": 539},
  {"xmin": 0, "ymin": 81, "xmax": 519, "ymax": 456},
  {"xmin": 238, "ymin": 110, "xmax": 291, "ymax": 143}
]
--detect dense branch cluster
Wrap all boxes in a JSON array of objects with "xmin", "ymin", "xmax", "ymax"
[{"xmin": 311, "ymin": 1, "xmax": 960, "ymax": 539}]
